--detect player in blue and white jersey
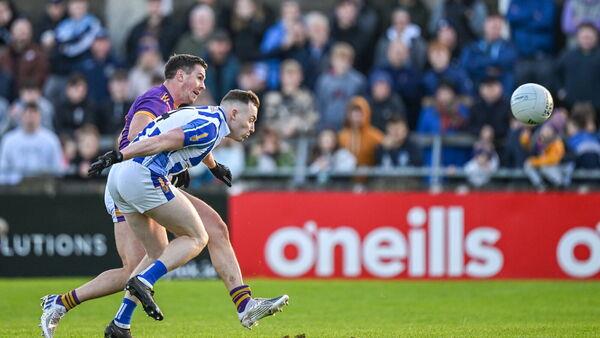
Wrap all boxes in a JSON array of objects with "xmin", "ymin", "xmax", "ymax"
[{"xmin": 89, "ymin": 90, "xmax": 288, "ymax": 337}]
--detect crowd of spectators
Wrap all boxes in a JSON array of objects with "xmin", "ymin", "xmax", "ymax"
[{"xmin": 0, "ymin": 0, "xmax": 599, "ymax": 189}]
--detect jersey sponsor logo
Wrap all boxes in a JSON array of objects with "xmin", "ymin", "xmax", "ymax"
[{"xmin": 189, "ymin": 132, "xmax": 208, "ymax": 143}]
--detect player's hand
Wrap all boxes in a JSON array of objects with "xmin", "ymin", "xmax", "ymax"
[
  {"xmin": 209, "ymin": 162, "xmax": 232, "ymax": 187},
  {"xmin": 88, "ymin": 150, "xmax": 123, "ymax": 176},
  {"xmin": 171, "ymin": 170, "xmax": 190, "ymax": 188}
]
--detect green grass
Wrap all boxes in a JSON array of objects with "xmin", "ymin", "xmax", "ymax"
[{"xmin": 0, "ymin": 278, "xmax": 599, "ymax": 337}]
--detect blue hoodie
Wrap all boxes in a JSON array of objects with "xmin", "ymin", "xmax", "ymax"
[{"xmin": 506, "ymin": 0, "xmax": 556, "ymax": 57}]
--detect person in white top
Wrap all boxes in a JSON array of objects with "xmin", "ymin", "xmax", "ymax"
[{"xmin": 0, "ymin": 102, "xmax": 63, "ymax": 185}]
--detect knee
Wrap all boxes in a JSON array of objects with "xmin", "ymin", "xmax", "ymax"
[{"xmin": 191, "ymin": 229, "xmax": 209, "ymax": 252}]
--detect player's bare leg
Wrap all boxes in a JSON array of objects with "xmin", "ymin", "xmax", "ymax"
[
  {"xmin": 108, "ymin": 189, "xmax": 208, "ymax": 335},
  {"xmin": 181, "ymin": 190, "xmax": 289, "ymax": 329},
  {"xmin": 40, "ymin": 220, "xmax": 167, "ymax": 338}
]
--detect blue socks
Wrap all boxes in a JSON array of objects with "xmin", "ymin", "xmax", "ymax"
[
  {"xmin": 137, "ymin": 260, "xmax": 168, "ymax": 287},
  {"xmin": 113, "ymin": 297, "xmax": 137, "ymax": 329},
  {"xmin": 112, "ymin": 260, "xmax": 168, "ymax": 329}
]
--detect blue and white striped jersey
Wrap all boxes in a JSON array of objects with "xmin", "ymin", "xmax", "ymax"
[{"xmin": 131, "ymin": 105, "xmax": 230, "ymax": 176}]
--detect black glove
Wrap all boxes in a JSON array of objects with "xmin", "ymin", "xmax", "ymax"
[
  {"xmin": 171, "ymin": 170, "xmax": 190, "ymax": 188},
  {"xmin": 209, "ymin": 162, "xmax": 232, "ymax": 187},
  {"xmin": 88, "ymin": 150, "xmax": 123, "ymax": 177}
]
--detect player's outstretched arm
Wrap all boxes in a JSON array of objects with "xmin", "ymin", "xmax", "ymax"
[
  {"xmin": 88, "ymin": 129, "xmax": 185, "ymax": 176},
  {"xmin": 121, "ymin": 128, "xmax": 185, "ymax": 159}
]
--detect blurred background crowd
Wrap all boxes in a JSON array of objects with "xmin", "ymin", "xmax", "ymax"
[{"xmin": 0, "ymin": 0, "xmax": 599, "ymax": 190}]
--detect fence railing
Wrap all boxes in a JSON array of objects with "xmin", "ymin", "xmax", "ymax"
[{"xmin": 240, "ymin": 134, "xmax": 600, "ymax": 189}]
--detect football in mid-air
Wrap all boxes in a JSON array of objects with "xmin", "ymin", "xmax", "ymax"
[{"xmin": 510, "ymin": 83, "xmax": 554, "ymax": 125}]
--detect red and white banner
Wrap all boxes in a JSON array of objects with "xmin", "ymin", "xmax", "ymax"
[{"xmin": 230, "ymin": 192, "xmax": 600, "ymax": 279}]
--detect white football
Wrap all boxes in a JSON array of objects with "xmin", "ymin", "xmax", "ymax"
[{"xmin": 510, "ymin": 83, "xmax": 554, "ymax": 125}]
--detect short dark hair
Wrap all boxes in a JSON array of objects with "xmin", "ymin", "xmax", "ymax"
[
  {"xmin": 67, "ymin": 72, "xmax": 87, "ymax": 86},
  {"xmin": 110, "ymin": 69, "xmax": 129, "ymax": 82},
  {"xmin": 221, "ymin": 89, "xmax": 260, "ymax": 109},
  {"xmin": 164, "ymin": 54, "xmax": 208, "ymax": 79}
]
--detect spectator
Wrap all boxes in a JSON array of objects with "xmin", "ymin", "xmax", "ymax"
[
  {"xmin": 422, "ymin": 41, "xmax": 472, "ymax": 97},
  {"xmin": 0, "ymin": 18, "xmax": 49, "ymax": 100},
  {"xmin": 204, "ymin": 30, "xmax": 240, "ymax": 102},
  {"xmin": 36, "ymin": 0, "xmax": 67, "ymax": 46},
  {"xmin": 262, "ymin": 59, "xmax": 318, "ymax": 138},
  {"xmin": 304, "ymin": 11, "xmax": 332, "ymax": 89},
  {"xmin": 338, "ymin": 96, "xmax": 384, "ymax": 167},
  {"xmin": 315, "ymin": 42, "xmax": 366, "ymax": 131},
  {"xmin": 467, "ymin": 76, "xmax": 510, "ymax": 141},
  {"xmin": 97, "ymin": 70, "xmax": 133, "ymax": 135},
  {"xmin": 227, "ymin": 0, "xmax": 271, "ymax": 63},
  {"xmin": 247, "ymin": 128, "xmax": 295, "ymax": 172},
  {"xmin": 433, "ymin": 20, "xmax": 461, "ymax": 60},
  {"xmin": 557, "ymin": 23, "xmax": 600, "ymax": 112},
  {"xmin": 53, "ymin": 0, "xmax": 103, "ymax": 73},
  {"xmin": 464, "ymin": 125, "xmax": 499, "ymax": 187},
  {"xmin": 173, "ymin": 4, "xmax": 215, "ymax": 56},
  {"xmin": 562, "ymin": 0, "xmax": 600, "ymax": 41},
  {"xmin": 8, "ymin": 82, "xmax": 55, "ymax": 132},
  {"xmin": 375, "ymin": 39, "xmax": 422, "ymax": 129},
  {"xmin": 565, "ymin": 103, "xmax": 600, "ymax": 169},
  {"xmin": 260, "ymin": 0, "xmax": 302, "ymax": 89},
  {"xmin": 374, "ymin": 7, "xmax": 427, "ymax": 70},
  {"xmin": 417, "ymin": 82, "xmax": 470, "ymax": 166},
  {"xmin": 506, "ymin": 0, "xmax": 557, "ymax": 89},
  {"xmin": 78, "ymin": 29, "xmax": 123, "ymax": 103},
  {"xmin": 237, "ymin": 63, "xmax": 267, "ymax": 105},
  {"xmin": 178, "ymin": 0, "xmax": 231, "ymax": 32},
  {"xmin": 309, "ymin": 129, "xmax": 357, "ymax": 184},
  {"xmin": 0, "ymin": 102, "xmax": 63, "ymax": 185},
  {"xmin": 69, "ymin": 123, "xmax": 100, "ymax": 179},
  {"xmin": 125, "ymin": 0, "xmax": 180, "ymax": 66},
  {"xmin": 376, "ymin": 117, "xmax": 421, "ymax": 168},
  {"xmin": 381, "ymin": 0, "xmax": 430, "ymax": 34},
  {"xmin": 128, "ymin": 37, "xmax": 165, "ymax": 98},
  {"xmin": 460, "ymin": 15, "xmax": 518, "ymax": 94},
  {"xmin": 0, "ymin": 0, "xmax": 17, "ymax": 47},
  {"xmin": 429, "ymin": 0, "xmax": 488, "ymax": 49},
  {"xmin": 330, "ymin": 0, "xmax": 375, "ymax": 73},
  {"xmin": 366, "ymin": 70, "xmax": 406, "ymax": 131},
  {"xmin": 523, "ymin": 123, "xmax": 567, "ymax": 189},
  {"xmin": 55, "ymin": 73, "xmax": 96, "ymax": 135}
]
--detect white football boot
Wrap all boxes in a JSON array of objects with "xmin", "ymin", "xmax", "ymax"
[
  {"xmin": 238, "ymin": 295, "xmax": 289, "ymax": 329},
  {"xmin": 39, "ymin": 295, "xmax": 66, "ymax": 338}
]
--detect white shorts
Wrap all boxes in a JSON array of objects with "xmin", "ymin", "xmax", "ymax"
[
  {"xmin": 104, "ymin": 185, "xmax": 125, "ymax": 223},
  {"xmin": 106, "ymin": 160, "xmax": 176, "ymax": 215}
]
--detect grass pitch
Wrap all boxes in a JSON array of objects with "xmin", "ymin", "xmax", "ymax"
[{"xmin": 0, "ymin": 278, "xmax": 599, "ymax": 337}]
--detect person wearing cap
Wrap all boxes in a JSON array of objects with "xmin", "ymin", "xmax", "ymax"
[
  {"xmin": 467, "ymin": 75, "xmax": 510, "ymax": 141},
  {"xmin": 204, "ymin": 30, "xmax": 240, "ymax": 101},
  {"xmin": 366, "ymin": 69, "xmax": 406, "ymax": 131},
  {"xmin": 78, "ymin": 29, "xmax": 124, "ymax": 103}
]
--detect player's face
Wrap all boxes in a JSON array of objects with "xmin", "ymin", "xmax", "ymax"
[
  {"xmin": 231, "ymin": 103, "xmax": 258, "ymax": 142},
  {"xmin": 180, "ymin": 65, "xmax": 206, "ymax": 105}
]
